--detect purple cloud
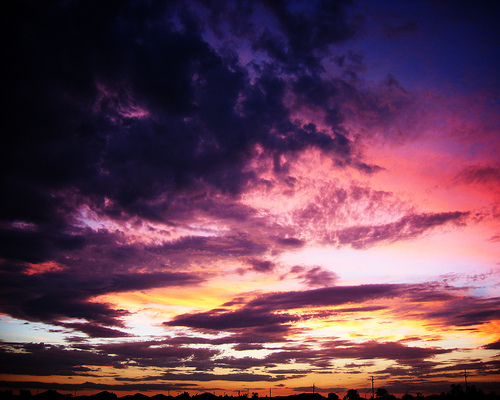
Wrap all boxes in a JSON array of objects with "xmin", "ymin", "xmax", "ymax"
[{"xmin": 331, "ymin": 211, "xmax": 469, "ymax": 248}]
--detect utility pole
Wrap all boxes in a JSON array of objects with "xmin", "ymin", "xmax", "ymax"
[
  {"xmin": 464, "ymin": 370, "xmax": 468, "ymax": 393},
  {"xmin": 270, "ymin": 389, "xmax": 272, "ymax": 398},
  {"xmin": 312, "ymin": 384, "xmax": 315, "ymax": 394},
  {"xmin": 370, "ymin": 376, "xmax": 375, "ymax": 399}
]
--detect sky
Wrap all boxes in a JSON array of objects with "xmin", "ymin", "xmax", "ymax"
[{"xmin": 1, "ymin": 0, "xmax": 499, "ymax": 397}]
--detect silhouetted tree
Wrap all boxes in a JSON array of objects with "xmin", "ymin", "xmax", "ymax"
[
  {"xmin": 34, "ymin": 390, "xmax": 65, "ymax": 400},
  {"xmin": 328, "ymin": 393, "xmax": 340, "ymax": 400},
  {"xmin": 90, "ymin": 392, "xmax": 117, "ymax": 400},
  {"xmin": 467, "ymin": 385, "xmax": 484, "ymax": 398},
  {"xmin": 376, "ymin": 389, "xmax": 388, "ymax": 398},
  {"xmin": 449, "ymin": 384, "xmax": 465, "ymax": 398},
  {"xmin": 252, "ymin": 393, "xmax": 259, "ymax": 399},
  {"xmin": 343, "ymin": 390, "xmax": 360, "ymax": 400}
]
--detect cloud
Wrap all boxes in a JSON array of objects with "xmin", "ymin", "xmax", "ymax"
[
  {"xmin": 288, "ymin": 266, "xmax": 339, "ymax": 287},
  {"xmin": 0, "ymin": 381, "xmax": 198, "ymax": 392},
  {"xmin": 62, "ymin": 323, "xmax": 133, "ymax": 338},
  {"xmin": 247, "ymin": 284, "xmax": 404, "ymax": 310},
  {"xmin": 423, "ymin": 296, "xmax": 500, "ymax": 328},
  {"xmin": 261, "ymin": 339, "xmax": 451, "ymax": 370},
  {"xmin": 0, "ymin": 267, "xmax": 204, "ymax": 328},
  {"xmin": 454, "ymin": 164, "xmax": 500, "ymax": 188},
  {"xmin": 155, "ymin": 371, "xmax": 299, "ymax": 382},
  {"xmin": 166, "ymin": 284, "xmax": 405, "ymax": 332},
  {"xmin": 483, "ymin": 339, "xmax": 500, "ymax": 350},
  {"xmin": 166, "ymin": 282, "xmax": 495, "ymax": 338},
  {"xmin": 0, "ymin": 342, "xmax": 123, "ymax": 376},
  {"xmin": 166, "ymin": 307, "xmax": 300, "ymax": 331},
  {"xmin": 330, "ymin": 211, "xmax": 469, "ymax": 248},
  {"xmin": 94, "ymin": 341, "xmax": 219, "ymax": 369},
  {"xmin": 247, "ymin": 258, "xmax": 276, "ymax": 273},
  {"xmin": 1, "ymin": 0, "xmax": 366, "ymax": 240},
  {"xmin": 253, "ymin": 0, "xmax": 358, "ymax": 72}
]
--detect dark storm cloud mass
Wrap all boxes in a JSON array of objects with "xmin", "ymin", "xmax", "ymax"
[
  {"xmin": 0, "ymin": 0, "xmax": 372, "ymax": 332},
  {"xmin": 253, "ymin": 0, "xmax": 358, "ymax": 72},
  {"xmin": 2, "ymin": 0, "xmax": 360, "ymax": 231}
]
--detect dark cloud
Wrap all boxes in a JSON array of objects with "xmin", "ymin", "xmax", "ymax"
[
  {"xmin": 166, "ymin": 282, "xmax": 493, "ymax": 338},
  {"xmin": 483, "ymin": 339, "xmax": 500, "ymax": 350},
  {"xmin": 247, "ymin": 258, "xmax": 276, "ymax": 273},
  {"xmin": 424, "ymin": 297, "xmax": 500, "ymax": 328},
  {"xmin": 166, "ymin": 307, "xmax": 300, "ymax": 331},
  {"xmin": 94, "ymin": 341, "xmax": 219, "ymax": 369},
  {"xmin": 261, "ymin": 339, "xmax": 450, "ymax": 370},
  {"xmin": 0, "ymin": 381, "xmax": 198, "ymax": 392},
  {"xmin": 248, "ymin": 284, "xmax": 404, "ymax": 310},
  {"xmin": 455, "ymin": 164, "xmax": 500, "ymax": 188},
  {"xmin": 331, "ymin": 211, "xmax": 469, "ymax": 249},
  {"xmin": 1, "ymin": 0, "xmax": 362, "ymax": 238},
  {"xmin": 166, "ymin": 284, "xmax": 405, "ymax": 332},
  {"xmin": 154, "ymin": 371, "xmax": 298, "ymax": 382},
  {"xmin": 0, "ymin": 267, "xmax": 203, "ymax": 328},
  {"xmin": 254, "ymin": 0, "xmax": 359, "ymax": 72},
  {"xmin": 273, "ymin": 237, "xmax": 305, "ymax": 248},
  {"xmin": 0, "ymin": 342, "xmax": 124, "ymax": 376},
  {"xmin": 155, "ymin": 235, "xmax": 268, "ymax": 258},
  {"xmin": 296, "ymin": 266, "xmax": 339, "ymax": 287},
  {"xmin": 321, "ymin": 340, "xmax": 451, "ymax": 365},
  {"xmin": 62, "ymin": 322, "xmax": 133, "ymax": 338}
]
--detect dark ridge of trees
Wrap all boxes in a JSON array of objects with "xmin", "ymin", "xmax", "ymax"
[{"xmin": 0, "ymin": 386, "xmax": 498, "ymax": 400}]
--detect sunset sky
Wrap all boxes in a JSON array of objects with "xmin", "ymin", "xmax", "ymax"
[{"xmin": 1, "ymin": 0, "xmax": 499, "ymax": 397}]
